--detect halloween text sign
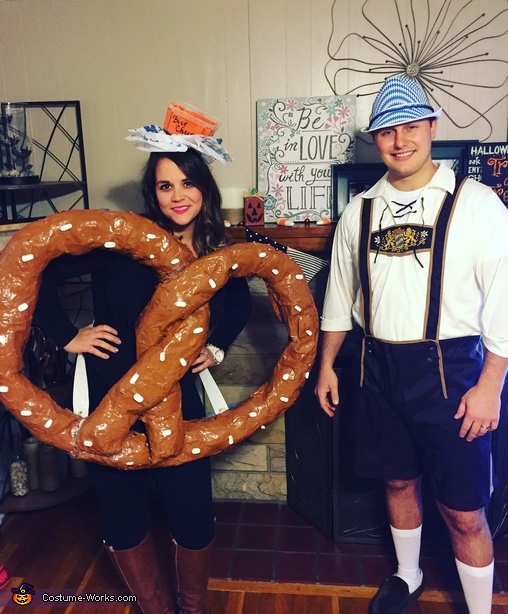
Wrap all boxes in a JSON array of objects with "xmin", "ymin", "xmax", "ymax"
[
  {"xmin": 467, "ymin": 142, "xmax": 508, "ymax": 207},
  {"xmin": 257, "ymin": 96, "xmax": 356, "ymax": 223}
]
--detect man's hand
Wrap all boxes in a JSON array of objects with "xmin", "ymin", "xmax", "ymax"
[
  {"xmin": 315, "ymin": 366, "xmax": 340, "ymax": 417},
  {"xmin": 455, "ymin": 381, "xmax": 500, "ymax": 442},
  {"xmin": 455, "ymin": 349, "xmax": 508, "ymax": 442},
  {"xmin": 64, "ymin": 325, "xmax": 121, "ymax": 359},
  {"xmin": 314, "ymin": 330, "xmax": 347, "ymax": 417}
]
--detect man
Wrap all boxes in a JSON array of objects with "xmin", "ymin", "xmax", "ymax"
[{"xmin": 315, "ymin": 75, "xmax": 508, "ymax": 614}]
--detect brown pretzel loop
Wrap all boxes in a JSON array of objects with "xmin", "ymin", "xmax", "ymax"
[{"xmin": 0, "ymin": 210, "xmax": 318, "ymax": 468}]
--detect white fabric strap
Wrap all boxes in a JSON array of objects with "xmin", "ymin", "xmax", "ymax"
[
  {"xmin": 72, "ymin": 353, "xmax": 89, "ymax": 417},
  {"xmin": 199, "ymin": 368, "xmax": 229, "ymax": 414},
  {"xmin": 73, "ymin": 357, "xmax": 227, "ymax": 417}
]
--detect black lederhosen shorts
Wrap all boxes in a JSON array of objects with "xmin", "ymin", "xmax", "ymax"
[{"xmin": 354, "ymin": 333, "xmax": 493, "ymax": 512}]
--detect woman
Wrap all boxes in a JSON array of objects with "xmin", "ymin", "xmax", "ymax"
[{"xmin": 33, "ymin": 143, "xmax": 252, "ymax": 614}]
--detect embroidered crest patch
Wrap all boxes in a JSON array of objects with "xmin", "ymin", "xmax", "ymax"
[{"xmin": 371, "ymin": 225, "xmax": 432, "ymax": 254}]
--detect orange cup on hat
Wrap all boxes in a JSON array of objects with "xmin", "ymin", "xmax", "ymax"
[{"xmin": 164, "ymin": 101, "xmax": 220, "ymax": 136}]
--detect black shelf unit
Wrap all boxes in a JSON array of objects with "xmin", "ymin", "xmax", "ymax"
[{"xmin": 0, "ymin": 100, "xmax": 89, "ymax": 224}]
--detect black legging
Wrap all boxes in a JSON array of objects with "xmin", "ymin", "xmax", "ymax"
[
  {"xmin": 84, "ymin": 372, "xmax": 215, "ymax": 551},
  {"xmin": 87, "ymin": 455, "xmax": 214, "ymax": 551}
]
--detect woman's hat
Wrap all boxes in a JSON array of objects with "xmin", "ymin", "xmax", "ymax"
[
  {"xmin": 362, "ymin": 76, "xmax": 441, "ymax": 133},
  {"xmin": 126, "ymin": 101, "xmax": 231, "ymax": 165}
]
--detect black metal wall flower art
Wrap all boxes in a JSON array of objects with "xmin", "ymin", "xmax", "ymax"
[{"xmin": 325, "ymin": 0, "xmax": 508, "ymax": 141}]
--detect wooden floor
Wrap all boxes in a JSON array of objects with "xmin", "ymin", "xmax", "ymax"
[
  {"xmin": 0, "ymin": 490, "xmax": 507, "ymax": 613},
  {"xmin": 207, "ymin": 579, "xmax": 508, "ymax": 614},
  {"xmin": 2, "ymin": 576, "xmax": 508, "ymax": 613}
]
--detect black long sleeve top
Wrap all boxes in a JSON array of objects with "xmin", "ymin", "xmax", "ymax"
[{"xmin": 33, "ymin": 249, "xmax": 252, "ymax": 413}]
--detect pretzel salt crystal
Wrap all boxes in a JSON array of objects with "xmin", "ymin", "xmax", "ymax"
[{"xmin": 0, "ymin": 210, "xmax": 319, "ymax": 468}]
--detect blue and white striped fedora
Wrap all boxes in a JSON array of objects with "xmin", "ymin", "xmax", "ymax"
[{"xmin": 362, "ymin": 76, "xmax": 441, "ymax": 133}]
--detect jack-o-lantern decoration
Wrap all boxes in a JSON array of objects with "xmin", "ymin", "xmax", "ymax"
[{"xmin": 244, "ymin": 194, "xmax": 264, "ymax": 226}]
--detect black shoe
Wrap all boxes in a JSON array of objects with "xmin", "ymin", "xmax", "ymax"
[{"xmin": 369, "ymin": 573, "xmax": 425, "ymax": 614}]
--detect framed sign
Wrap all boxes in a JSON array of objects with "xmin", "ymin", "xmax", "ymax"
[
  {"xmin": 467, "ymin": 142, "xmax": 508, "ymax": 207},
  {"xmin": 257, "ymin": 96, "xmax": 356, "ymax": 223}
]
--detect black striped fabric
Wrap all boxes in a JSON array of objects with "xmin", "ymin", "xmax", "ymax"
[{"xmin": 244, "ymin": 227, "xmax": 328, "ymax": 282}]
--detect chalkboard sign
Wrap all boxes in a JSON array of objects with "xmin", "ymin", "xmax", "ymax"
[
  {"xmin": 467, "ymin": 142, "xmax": 508, "ymax": 207},
  {"xmin": 257, "ymin": 96, "xmax": 356, "ymax": 223}
]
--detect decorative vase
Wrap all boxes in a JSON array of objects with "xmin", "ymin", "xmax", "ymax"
[
  {"xmin": 69, "ymin": 458, "xmax": 88, "ymax": 479},
  {"xmin": 0, "ymin": 102, "xmax": 40, "ymax": 185},
  {"xmin": 38, "ymin": 444, "xmax": 61, "ymax": 493},
  {"xmin": 22, "ymin": 437, "xmax": 40, "ymax": 490},
  {"xmin": 9, "ymin": 435, "xmax": 29, "ymax": 497}
]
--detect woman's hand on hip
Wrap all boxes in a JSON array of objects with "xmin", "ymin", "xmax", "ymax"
[
  {"xmin": 64, "ymin": 325, "xmax": 121, "ymax": 359},
  {"xmin": 191, "ymin": 347, "xmax": 216, "ymax": 373}
]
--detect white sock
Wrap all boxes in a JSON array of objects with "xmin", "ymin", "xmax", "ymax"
[
  {"xmin": 455, "ymin": 558, "xmax": 493, "ymax": 614},
  {"xmin": 391, "ymin": 525, "xmax": 423, "ymax": 593}
]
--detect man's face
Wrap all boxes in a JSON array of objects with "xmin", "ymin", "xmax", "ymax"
[{"xmin": 373, "ymin": 119, "xmax": 437, "ymax": 189}]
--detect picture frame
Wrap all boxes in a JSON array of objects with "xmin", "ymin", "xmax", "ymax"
[
  {"xmin": 331, "ymin": 163, "xmax": 386, "ymax": 220},
  {"xmin": 430, "ymin": 140, "xmax": 478, "ymax": 175}
]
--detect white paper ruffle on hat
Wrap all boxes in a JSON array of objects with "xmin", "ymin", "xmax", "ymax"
[{"xmin": 126, "ymin": 125, "xmax": 232, "ymax": 165}]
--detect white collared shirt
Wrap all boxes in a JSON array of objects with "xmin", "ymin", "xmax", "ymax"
[{"xmin": 321, "ymin": 163, "xmax": 508, "ymax": 357}]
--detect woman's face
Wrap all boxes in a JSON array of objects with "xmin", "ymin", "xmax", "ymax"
[{"xmin": 154, "ymin": 157, "xmax": 204, "ymax": 232}]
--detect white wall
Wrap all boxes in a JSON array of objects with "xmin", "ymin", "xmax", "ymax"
[{"xmin": 0, "ymin": 0, "xmax": 506, "ymax": 213}]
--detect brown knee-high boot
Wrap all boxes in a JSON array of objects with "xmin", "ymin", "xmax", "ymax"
[
  {"xmin": 106, "ymin": 533, "xmax": 175, "ymax": 614},
  {"xmin": 174, "ymin": 540, "xmax": 213, "ymax": 614}
]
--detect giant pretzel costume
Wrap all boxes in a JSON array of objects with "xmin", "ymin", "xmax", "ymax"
[{"xmin": 0, "ymin": 210, "xmax": 318, "ymax": 468}]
